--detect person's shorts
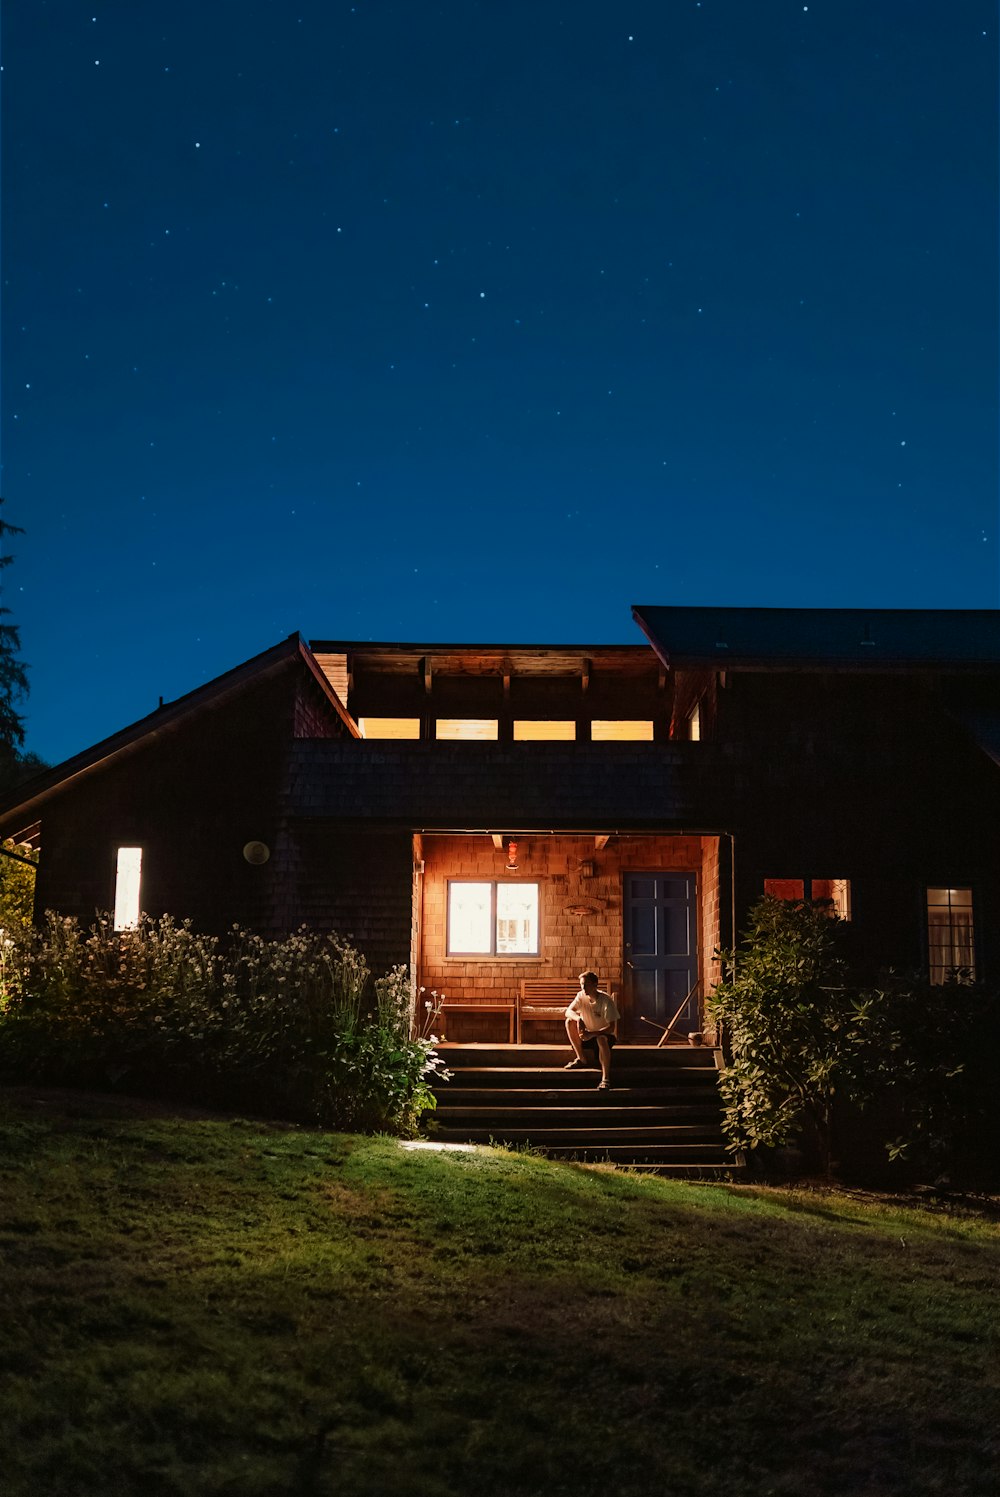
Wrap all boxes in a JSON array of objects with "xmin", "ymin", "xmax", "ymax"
[{"xmin": 579, "ymin": 1027, "xmax": 616, "ymax": 1050}]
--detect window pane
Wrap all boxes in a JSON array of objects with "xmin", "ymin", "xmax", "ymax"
[
  {"xmin": 591, "ymin": 720, "xmax": 654, "ymax": 741},
  {"xmin": 688, "ymin": 702, "xmax": 701, "ymax": 741},
  {"xmin": 764, "ymin": 878, "xmax": 805, "ymax": 901},
  {"xmin": 114, "ymin": 847, "xmax": 143, "ymax": 931},
  {"xmin": 513, "ymin": 720, "xmax": 576, "ymax": 741},
  {"xmin": 358, "ymin": 717, "xmax": 421, "ymax": 739},
  {"xmin": 496, "ymin": 883, "xmax": 539, "ymax": 954},
  {"xmin": 926, "ymin": 888, "xmax": 975, "ymax": 983},
  {"xmin": 448, "ymin": 882, "xmax": 493, "ymax": 953},
  {"xmin": 436, "ymin": 720, "xmax": 499, "ymax": 740},
  {"xmin": 811, "ymin": 879, "xmax": 851, "ymax": 920}
]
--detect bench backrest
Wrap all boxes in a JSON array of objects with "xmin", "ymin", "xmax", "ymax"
[{"xmin": 518, "ymin": 978, "xmax": 619, "ymax": 1041}]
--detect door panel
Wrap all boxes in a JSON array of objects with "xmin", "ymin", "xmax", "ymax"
[{"xmin": 623, "ymin": 872, "xmax": 699, "ymax": 1038}]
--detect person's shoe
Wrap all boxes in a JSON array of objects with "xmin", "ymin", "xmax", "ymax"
[
  {"xmin": 563, "ymin": 1058, "xmax": 587, "ymax": 1070},
  {"xmin": 597, "ymin": 1079, "xmax": 611, "ymax": 1091}
]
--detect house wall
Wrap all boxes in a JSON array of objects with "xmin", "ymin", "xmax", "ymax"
[
  {"xmin": 417, "ymin": 832, "xmax": 714, "ymax": 1042},
  {"xmin": 282, "ymin": 822, "xmax": 415, "ymax": 978},
  {"xmin": 716, "ymin": 672, "xmax": 1000, "ymax": 977},
  {"xmin": 30, "ymin": 665, "xmax": 355, "ymax": 940}
]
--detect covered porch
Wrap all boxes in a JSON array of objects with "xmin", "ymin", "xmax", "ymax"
[{"xmin": 411, "ymin": 830, "xmax": 728, "ymax": 1046}]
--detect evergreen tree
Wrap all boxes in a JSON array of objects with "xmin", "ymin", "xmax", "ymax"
[{"xmin": 0, "ymin": 499, "xmax": 29, "ymax": 781}]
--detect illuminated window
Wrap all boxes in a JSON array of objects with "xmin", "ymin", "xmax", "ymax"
[
  {"xmin": 687, "ymin": 701, "xmax": 701, "ymax": 741},
  {"xmin": 447, "ymin": 881, "xmax": 539, "ymax": 955},
  {"xmin": 435, "ymin": 720, "xmax": 499, "ymax": 740},
  {"xmin": 591, "ymin": 720, "xmax": 654, "ymax": 741},
  {"xmin": 764, "ymin": 877, "xmax": 851, "ymax": 920},
  {"xmin": 513, "ymin": 720, "xmax": 576, "ymax": 741},
  {"xmin": 358, "ymin": 717, "xmax": 421, "ymax": 739},
  {"xmin": 113, "ymin": 847, "xmax": 143, "ymax": 930},
  {"xmin": 926, "ymin": 887, "xmax": 975, "ymax": 983}
]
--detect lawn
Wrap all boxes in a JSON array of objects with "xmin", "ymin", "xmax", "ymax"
[{"xmin": 2, "ymin": 1087, "xmax": 998, "ymax": 1497}]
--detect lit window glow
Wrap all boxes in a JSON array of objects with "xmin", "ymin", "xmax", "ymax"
[
  {"xmin": 358, "ymin": 717, "xmax": 421, "ymax": 739},
  {"xmin": 436, "ymin": 719, "xmax": 499, "ymax": 740},
  {"xmin": 591, "ymin": 720, "xmax": 654, "ymax": 741},
  {"xmin": 448, "ymin": 881, "xmax": 493, "ymax": 952},
  {"xmin": 114, "ymin": 847, "xmax": 143, "ymax": 930},
  {"xmin": 926, "ymin": 887, "xmax": 975, "ymax": 983},
  {"xmin": 764, "ymin": 877, "xmax": 851, "ymax": 920},
  {"xmin": 448, "ymin": 880, "xmax": 539, "ymax": 955},
  {"xmin": 513, "ymin": 720, "xmax": 576, "ymax": 741},
  {"xmin": 496, "ymin": 883, "xmax": 539, "ymax": 953}
]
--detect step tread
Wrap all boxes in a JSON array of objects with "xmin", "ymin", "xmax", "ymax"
[
  {"xmin": 437, "ymin": 1067, "xmax": 721, "ymax": 1081},
  {"xmin": 434, "ymin": 1095, "xmax": 721, "ymax": 1107},
  {"xmin": 431, "ymin": 1125, "xmax": 725, "ymax": 1143},
  {"xmin": 434, "ymin": 1106, "xmax": 721, "ymax": 1121}
]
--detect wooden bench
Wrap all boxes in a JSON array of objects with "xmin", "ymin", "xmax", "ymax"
[
  {"xmin": 439, "ymin": 999, "xmax": 516, "ymax": 1044},
  {"xmin": 518, "ymin": 979, "xmax": 620, "ymax": 1043}
]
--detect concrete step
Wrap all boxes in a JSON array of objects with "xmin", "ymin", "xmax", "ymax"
[
  {"xmin": 435, "ymin": 1105, "xmax": 721, "ymax": 1127},
  {"xmin": 437, "ymin": 1043, "xmax": 719, "ymax": 1069},
  {"xmin": 435, "ymin": 1066, "xmax": 721, "ymax": 1089},
  {"xmin": 435, "ymin": 1088, "xmax": 722, "ymax": 1109}
]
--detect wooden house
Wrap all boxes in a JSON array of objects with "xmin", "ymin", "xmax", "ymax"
[{"xmin": 3, "ymin": 606, "xmax": 999, "ymax": 1046}]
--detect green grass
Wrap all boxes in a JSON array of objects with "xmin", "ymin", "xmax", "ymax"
[{"xmin": 1, "ymin": 1087, "xmax": 998, "ymax": 1497}]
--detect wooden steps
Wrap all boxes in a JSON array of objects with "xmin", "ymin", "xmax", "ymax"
[{"xmin": 427, "ymin": 1043, "xmax": 741, "ymax": 1176}]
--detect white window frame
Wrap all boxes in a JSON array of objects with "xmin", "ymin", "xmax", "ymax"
[{"xmin": 447, "ymin": 880, "xmax": 540, "ymax": 956}]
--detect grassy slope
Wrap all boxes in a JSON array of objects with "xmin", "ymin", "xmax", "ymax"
[{"xmin": 1, "ymin": 1088, "xmax": 998, "ymax": 1497}]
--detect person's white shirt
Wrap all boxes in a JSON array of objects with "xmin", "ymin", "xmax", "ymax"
[{"xmin": 566, "ymin": 988, "xmax": 619, "ymax": 1032}]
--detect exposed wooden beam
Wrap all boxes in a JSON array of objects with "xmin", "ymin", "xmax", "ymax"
[
  {"xmin": 420, "ymin": 655, "xmax": 433, "ymax": 694},
  {"xmin": 491, "ymin": 834, "xmax": 504, "ymax": 850},
  {"xmin": 594, "ymin": 834, "xmax": 611, "ymax": 851}
]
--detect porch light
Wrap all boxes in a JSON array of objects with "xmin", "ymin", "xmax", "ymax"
[{"xmin": 506, "ymin": 839, "xmax": 518, "ymax": 871}]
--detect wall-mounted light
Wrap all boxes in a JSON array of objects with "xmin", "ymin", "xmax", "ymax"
[{"xmin": 506, "ymin": 839, "xmax": 519, "ymax": 871}]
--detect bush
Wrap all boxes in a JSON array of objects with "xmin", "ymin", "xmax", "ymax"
[
  {"xmin": 708, "ymin": 897, "xmax": 872, "ymax": 1170},
  {"xmin": 709, "ymin": 897, "xmax": 1000, "ymax": 1181},
  {"xmin": 856, "ymin": 969, "xmax": 1000, "ymax": 1180},
  {"xmin": 0, "ymin": 913, "xmax": 444, "ymax": 1134}
]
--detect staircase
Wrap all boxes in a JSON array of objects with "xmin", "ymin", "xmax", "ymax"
[{"xmin": 428, "ymin": 1043, "xmax": 740, "ymax": 1175}]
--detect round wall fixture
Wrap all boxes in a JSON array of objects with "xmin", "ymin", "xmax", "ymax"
[{"xmin": 243, "ymin": 840, "xmax": 271, "ymax": 865}]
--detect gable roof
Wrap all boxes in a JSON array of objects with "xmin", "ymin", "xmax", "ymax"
[
  {"xmin": 0, "ymin": 634, "xmax": 358, "ymax": 829},
  {"xmin": 632, "ymin": 606, "xmax": 1000, "ymax": 672}
]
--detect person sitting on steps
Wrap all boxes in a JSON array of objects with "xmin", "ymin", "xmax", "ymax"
[{"xmin": 564, "ymin": 970, "xmax": 619, "ymax": 1090}]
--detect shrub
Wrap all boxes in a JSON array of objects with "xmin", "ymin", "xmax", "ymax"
[
  {"xmin": 856, "ymin": 969, "xmax": 1000, "ymax": 1179},
  {"xmin": 0, "ymin": 913, "xmax": 443, "ymax": 1134},
  {"xmin": 708, "ymin": 897, "xmax": 872, "ymax": 1170},
  {"xmin": 710, "ymin": 897, "xmax": 1000, "ymax": 1181}
]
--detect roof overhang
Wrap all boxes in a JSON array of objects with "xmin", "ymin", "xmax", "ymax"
[
  {"xmin": 632, "ymin": 605, "xmax": 1000, "ymax": 673},
  {"xmin": 0, "ymin": 633, "xmax": 359, "ymax": 830}
]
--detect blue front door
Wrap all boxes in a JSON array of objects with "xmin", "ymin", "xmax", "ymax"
[{"xmin": 623, "ymin": 873, "xmax": 699, "ymax": 1039}]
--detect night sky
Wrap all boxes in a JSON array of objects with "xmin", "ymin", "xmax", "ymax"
[{"xmin": 3, "ymin": 2, "xmax": 997, "ymax": 766}]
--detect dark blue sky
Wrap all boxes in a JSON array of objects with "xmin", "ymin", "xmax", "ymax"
[{"xmin": 3, "ymin": 1, "xmax": 997, "ymax": 764}]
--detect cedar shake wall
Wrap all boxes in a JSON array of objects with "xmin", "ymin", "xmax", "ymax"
[
  {"xmin": 293, "ymin": 674, "xmax": 350, "ymax": 738},
  {"xmin": 31, "ymin": 670, "xmax": 300, "ymax": 935},
  {"xmin": 284, "ymin": 822, "xmax": 414, "ymax": 977},
  {"xmin": 418, "ymin": 833, "xmax": 708, "ymax": 1042},
  {"xmin": 718, "ymin": 673, "xmax": 1000, "ymax": 977}
]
